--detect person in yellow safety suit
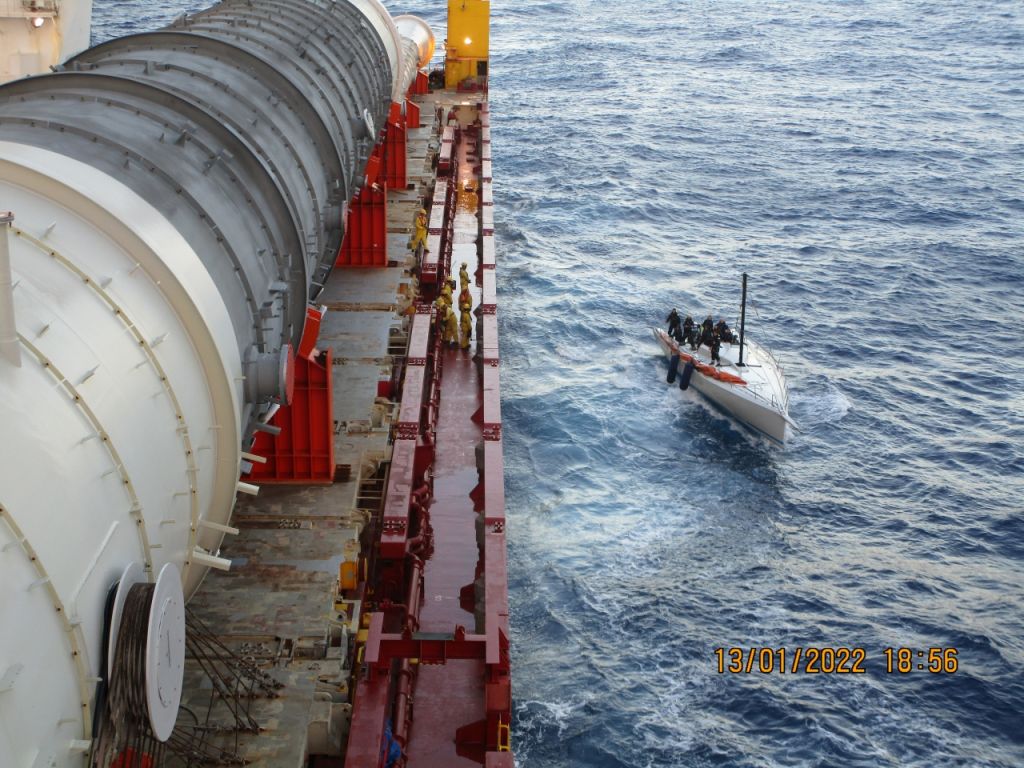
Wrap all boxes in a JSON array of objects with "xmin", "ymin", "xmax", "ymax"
[
  {"xmin": 439, "ymin": 279, "xmax": 454, "ymax": 308},
  {"xmin": 459, "ymin": 261, "xmax": 470, "ymax": 290},
  {"xmin": 434, "ymin": 295, "xmax": 448, "ymax": 333},
  {"xmin": 458, "ymin": 286, "xmax": 472, "ymax": 313},
  {"xmin": 408, "ymin": 208, "xmax": 428, "ymax": 251},
  {"xmin": 443, "ymin": 305, "xmax": 460, "ymax": 347},
  {"xmin": 459, "ymin": 307, "xmax": 472, "ymax": 349}
]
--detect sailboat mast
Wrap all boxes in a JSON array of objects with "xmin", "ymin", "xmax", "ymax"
[{"xmin": 738, "ymin": 272, "xmax": 747, "ymax": 367}]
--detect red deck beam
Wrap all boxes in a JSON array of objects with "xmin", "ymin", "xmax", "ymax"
[
  {"xmin": 438, "ymin": 126, "xmax": 455, "ymax": 175},
  {"xmin": 422, "ymin": 233, "xmax": 441, "ymax": 286},
  {"xmin": 480, "ymin": 269, "xmax": 497, "ymax": 312},
  {"xmin": 481, "ymin": 314, "xmax": 499, "ymax": 363},
  {"xmin": 481, "ymin": 234, "xmax": 495, "ymax": 270},
  {"xmin": 482, "ymin": 440, "xmax": 505, "ymax": 526},
  {"xmin": 481, "ymin": 366, "xmax": 501, "ymax": 441},
  {"xmin": 344, "ymin": 672, "xmax": 391, "ymax": 768},
  {"xmin": 366, "ymin": 621, "xmax": 490, "ymax": 670},
  {"xmin": 381, "ymin": 439, "xmax": 416, "ymax": 558},
  {"xmin": 428, "ymin": 203, "xmax": 445, "ymax": 235},
  {"xmin": 407, "ymin": 308, "xmax": 432, "ymax": 365},
  {"xmin": 397, "ymin": 365, "xmax": 426, "ymax": 440}
]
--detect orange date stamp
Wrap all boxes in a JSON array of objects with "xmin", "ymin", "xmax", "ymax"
[{"xmin": 714, "ymin": 647, "xmax": 959, "ymax": 674}]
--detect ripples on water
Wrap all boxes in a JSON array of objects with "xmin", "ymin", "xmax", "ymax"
[{"xmin": 98, "ymin": 1, "xmax": 1024, "ymax": 765}]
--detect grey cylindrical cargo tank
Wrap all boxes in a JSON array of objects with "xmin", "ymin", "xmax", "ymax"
[
  {"xmin": 0, "ymin": 2, "xmax": 435, "ymax": 762},
  {"xmin": 0, "ymin": 0, "xmax": 395, "ymax": 436}
]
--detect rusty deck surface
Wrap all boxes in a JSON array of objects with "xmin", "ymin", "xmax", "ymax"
[
  {"xmin": 175, "ymin": 121, "xmax": 433, "ymax": 767},
  {"xmin": 177, "ymin": 91, "xmax": 508, "ymax": 768},
  {"xmin": 404, "ymin": 103, "xmax": 488, "ymax": 768}
]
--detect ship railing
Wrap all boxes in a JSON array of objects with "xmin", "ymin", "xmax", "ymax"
[
  {"xmin": 740, "ymin": 337, "xmax": 790, "ymax": 413},
  {"xmin": 0, "ymin": 0, "xmax": 57, "ymax": 19},
  {"xmin": 759, "ymin": 343, "xmax": 791, "ymax": 411},
  {"xmin": 738, "ymin": 377, "xmax": 788, "ymax": 414}
]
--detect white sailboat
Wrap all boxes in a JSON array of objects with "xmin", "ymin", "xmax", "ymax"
[{"xmin": 654, "ymin": 274, "xmax": 795, "ymax": 443}]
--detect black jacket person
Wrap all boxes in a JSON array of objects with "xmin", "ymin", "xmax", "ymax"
[{"xmin": 666, "ymin": 309, "xmax": 683, "ymax": 342}]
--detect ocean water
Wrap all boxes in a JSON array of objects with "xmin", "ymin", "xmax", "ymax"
[{"xmin": 95, "ymin": 1, "xmax": 1024, "ymax": 766}]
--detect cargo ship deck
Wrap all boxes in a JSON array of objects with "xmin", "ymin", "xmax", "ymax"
[{"xmin": 177, "ymin": 88, "xmax": 511, "ymax": 768}]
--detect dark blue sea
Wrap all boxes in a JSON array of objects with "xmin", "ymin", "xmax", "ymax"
[{"xmin": 98, "ymin": 1, "xmax": 1024, "ymax": 766}]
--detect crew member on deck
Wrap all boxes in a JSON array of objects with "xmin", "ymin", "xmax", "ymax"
[
  {"xmin": 683, "ymin": 314, "xmax": 695, "ymax": 348},
  {"xmin": 460, "ymin": 307, "xmax": 473, "ymax": 349},
  {"xmin": 710, "ymin": 329, "xmax": 722, "ymax": 365},
  {"xmin": 443, "ymin": 305, "xmax": 460, "ymax": 348},
  {"xmin": 700, "ymin": 315, "xmax": 714, "ymax": 348},
  {"xmin": 459, "ymin": 261, "xmax": 470, "ymax": 290},
  {"xmin": 715, "ymin": 318, "xmax": 734, "ymax": 344},
  {"xmin": 458, "ymin": 286, "xmax": 472, "ymax": 313},
  {"xmin": 440, "ymin": 278, "xmax": 454, "ymax": 308},
  {"xmin": 666, "ymin": 309, "xmax": 682, "ymax": 341},
  {"xmin": 408, "ymin": 208, "xmax": 428, "ymax": 252}
]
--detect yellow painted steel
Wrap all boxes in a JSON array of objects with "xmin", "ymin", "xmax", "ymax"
[
  {"xmin": 498, "ymin": 719, "xmax": 511, "ymax": 751},
  {"xmin": 445, "ymin": 0, "xmax": 490, "ymax": 89},
  {"xmin": 339, "ymin": 560, "xmax": 358, "ymax": 590}
]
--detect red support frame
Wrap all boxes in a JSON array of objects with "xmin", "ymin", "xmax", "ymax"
[
  {"xmin": 336, "ymin": 179, "xmax": 388, "ymax": 266},
  {"xmin": 243, "ymin": 350, "xmax": 335, "ymax": 483},
  {"xmin": 384, "ymin": 102, "xmax": 408, "ymax": 189},
  {"xmin": 408, "ymin": 69, "xmax": 429, "ymax": 96},
  {"xmin": 297, "ymin": 304, "xmax": 325, "ymax": 360}
]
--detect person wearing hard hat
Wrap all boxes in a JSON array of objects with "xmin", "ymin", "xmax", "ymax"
[
  {"xmin": 439, "ymin": 279, "xmax": 454, "ymax": 308},
  {"xmin": 459, "ymin": 307, "xmax": 472, "ymax": 349},
  {"xmin": 434, "ymin": 295, "xmax": 448, "ymax": 334},
  {"xmin": 408, "ymin": 207, "xmax": 428, "ymax": 252},
  {"xmin": 459, "ymin": 261, "xmax": 470, "ymax": 290},
  {"xmin": 444, "ymin": 304, "xmax": 460, "ymax": 347},
  {"xmin": 458, "ymin": 286, "xmax": 472, "ymax": 313}
]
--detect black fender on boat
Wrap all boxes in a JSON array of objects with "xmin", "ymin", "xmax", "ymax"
[{"xmin": 679, "ymin": 361, "xmax": 695, "ymax": 391}]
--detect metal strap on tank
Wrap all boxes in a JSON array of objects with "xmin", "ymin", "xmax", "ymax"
[
  {"xmin": 13, "ymin": 225, "xmax": 204, "ymax": 577},
  {"xmin": 0, "ymin": 502, "xmax": 94, "ymax": 741},
  {"xmin": 0, "ymin": 107, "xmax": 273, "ymax": 352}
]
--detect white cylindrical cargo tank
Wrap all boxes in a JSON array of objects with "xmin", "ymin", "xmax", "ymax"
[
  {"xmin": 0, "ymin": 146, "xmax": 243, "ymax": 765},
  {"xmin": 0, "ymin": 0, "xmax": 433, "ymax": 764}
]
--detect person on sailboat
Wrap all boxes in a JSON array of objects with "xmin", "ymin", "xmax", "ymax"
[
  {"xmin": 699, "ymin": 315, "xmax": 714, "ymax": 348},
  {"xmin": 666, "ymin": 309, "xmax": 682, "ymax": 340},
  {"xmin": 710, "ymin": 328, "xmax": 723, "ymax": 365},
  {"xmin": 682, "ymin": 314, "xmax": 696, "ymax": 348},
  {"xmin": 715, "ymin": 318, "xmax": 734, "ymax": 344}
]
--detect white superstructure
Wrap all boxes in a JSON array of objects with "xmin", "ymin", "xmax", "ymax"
[{"xmin": 0, "ymin": 0, "xmax": 93, "ymax": 83}]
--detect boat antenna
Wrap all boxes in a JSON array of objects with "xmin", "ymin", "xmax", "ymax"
[{"xmin": 737, "ymin": 272, "xmax": 747, "ymax": 367}]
